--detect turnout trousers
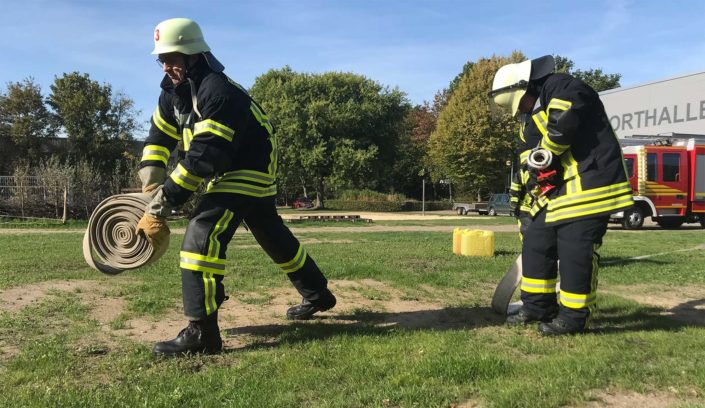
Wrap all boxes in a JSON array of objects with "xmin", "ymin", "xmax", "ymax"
[
  {"xmin": 179, "ymin": 193, "xmax": 328, "ymax": 320},
  {"xmin": 520, "ymin": 209, "xmax": 609, "ymax": 327}
]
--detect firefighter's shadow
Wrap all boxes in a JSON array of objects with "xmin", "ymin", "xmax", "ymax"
[
  {"xmin": 590, "ymin": 298, "xmax": 705, "ymax": 334},
  {"xmin": 222, "ymin": 306, "xmax": 503, "ymax": 352}
]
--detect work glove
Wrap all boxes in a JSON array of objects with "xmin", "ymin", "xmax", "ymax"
[
  {"xmin": 136, "ymin": 213, "xmax": 170, "ymax": 250},
  {"xmin": 135, "ymin": 185, "xmax": 172, "ymax": 251}
]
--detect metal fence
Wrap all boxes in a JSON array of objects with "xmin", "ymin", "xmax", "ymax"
[{"xmin": 0, "ymin": 176, "xmax": 57, "ymax": 200}]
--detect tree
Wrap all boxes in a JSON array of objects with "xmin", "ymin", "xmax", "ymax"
[
  {"xmin": 0, "ymin": 78, "xmax": 56, "ymax": 172},
  {"xmin": 428, "ymin": 53, "xmax": 525, "ymax": 199},
  {"xmin": 47, "ymin": 72, "xmax": 139, "ymax": 172},
  {"xmin": 250, "ymin": 67, "xmax": 410, "ymax": 207},
  {"xmin": 554, "ymin": 55, "xmax": 621, "ymax": 92}
]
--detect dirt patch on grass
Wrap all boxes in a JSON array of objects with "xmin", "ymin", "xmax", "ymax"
[
  {"xmin": 572, "ymin": 389, "xmax": 699, "ymax": 407},
  {"xmin": 0, "ymin": 279, "xmax": 104, "ymax": 313},
  {"xmin": 0, "ymin": 277, "xmax": 499, "ymax": 352},
  {"xmin": 604, "ymin": 284, "xmax": 705, "ymax": 325}
]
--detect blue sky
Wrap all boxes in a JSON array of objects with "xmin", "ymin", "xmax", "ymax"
[{"xmin": 2, "ymin": 0, "xmax": 705, "ymax": 138}]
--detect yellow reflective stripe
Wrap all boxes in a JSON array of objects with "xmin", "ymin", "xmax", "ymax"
[
  {"xmin": 532, "ymin": 111, "xmax": 548, "ymax": 137},
  {"xmin": 183, "ymin": 128, "xmax": 193, "ymax": 151},
  {"xmin": 540, "ymin": 135, "xmax": 569, "ymax": 156},
  {"xmin": 546, "ymin": 194, "xmax": 634, "ymax": 223},
  {"xmin": 194, "ymin": 119, "xmax": 234, "ymax": 142},
  {"xmin": 249, "ymin": 104, "xmax": 273, "ymax": 135},
  {"xmin": 560, "ymin": 151, "xmax": 581, "ymax": 195},
  {"xmin": 547, "ymin": 98, "xmax": 572, "ymax": 111},
  {"xmin": 250, "ymin": 103, "xmax": 278, "ymax": 176},
  {"xmin": 521, "ymin": 277, "xmax": 558, "ymax": 294},
  {"xmin": 203, "ymin": 272, "xmax": 216, "ymax": 315},
  {"xmin": 141, "ymin": 145, "xmax": 171, "ymax": 165},
  {"xmin": 208, "ymin": 210, "xmax": 234, "ymax": 259},
  {"xmin": 519, "ymin": 149, "xmax": 531, "ymax": 164},
  {"xmin": 206, "ymin": 181, "xmax": 277, "ymax": 197},
  {"xmin": 559, "ymin": 290, "xmax": 596, "ymax": 309},
  {"xmin": 519, "ymin": 122, "xmax": 526, "ymax": 143},
  {"xmin": 152, "ymin": 107, "xmax": 180, "ymax": 140},
  {"xmin": 549, "ymin": 182, "xmax": 632, "ymax": 207},
  {"xmin": 219, "ymin": 169, "xmax": 276, "ymax": 184},
  {"xmin": 170, "ymin": 163, "xmax": 204, "ymax": 192},
  {"xmin": 278, "ymin": 245, "xmax": 308, "ymax": 273},
  {"xmin": 180, "ymin": 251, "xmax": 226, "ymax": 275}
]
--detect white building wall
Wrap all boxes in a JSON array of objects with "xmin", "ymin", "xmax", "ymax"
[{"xmin": 599, "ymin": 72, "xmax": 705, "ymax": 138}]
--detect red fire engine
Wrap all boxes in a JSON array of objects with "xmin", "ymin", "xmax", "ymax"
[{"xmin": 613, "ymin": 135, "xmax": 705, "ymax": 229}]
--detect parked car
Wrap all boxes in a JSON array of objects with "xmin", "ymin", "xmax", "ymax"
[
  {"xmin": 486, "ymin": 193, "xmax": 512, "ymax": 216},
  {"xmin": 292, "ymin": 197, "xmax": 314, "ymax": 209}
]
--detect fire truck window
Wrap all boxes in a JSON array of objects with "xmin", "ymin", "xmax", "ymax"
[
  {"xmin": 647, "ymin": 153, "xmax": 657, "ymax": 181},
  {"xmin": 625, "ymin": 158, "xmax": 634, "ymax": 178},
  {"xmin": 663, "ymin": 153, "xmax": 681, "ymax": 182}
]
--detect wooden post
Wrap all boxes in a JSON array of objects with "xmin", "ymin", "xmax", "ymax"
[{"xmin": 61, "ymin": 187, "xmax": 68, "ymax": 224}]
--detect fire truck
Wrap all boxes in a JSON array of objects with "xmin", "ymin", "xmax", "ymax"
[{"xmin": 612, "ymin": 135, "xmax": 705, "ymax": 229}]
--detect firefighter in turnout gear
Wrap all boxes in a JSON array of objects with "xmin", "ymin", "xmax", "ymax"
[
  {"xmin": 138, "ymin": 18, "xmax": 336, "ymax": 355},
  {"xmin": 489, "ymin": 55, "xmax": 633, "ymax": 335}
]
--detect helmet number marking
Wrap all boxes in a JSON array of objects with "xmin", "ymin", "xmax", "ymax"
[{"xmin": 154, "ymin": 29, "xmax": 160, "ymax": 41}]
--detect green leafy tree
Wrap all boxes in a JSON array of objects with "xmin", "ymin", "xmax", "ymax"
[
  {"xmin": 0, "ymin": 78, "xmax": 56, "ymax": 172},
  {"xmin": 250, "ymin": 67, "xmax": 410, "ymax": 207},
  {"xmin": 47, "ymin": 72, "xmax": 138, "ymax": 173},
  {"xmin": 554, "ymin": 55, "xmax": 621, "ymax": 92},
  {"xmin": 428, "ymin": 53, "xmax": 524, "ymax": 199}
]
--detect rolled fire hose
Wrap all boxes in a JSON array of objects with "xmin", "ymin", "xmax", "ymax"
[
  {"xmin": 491, "ymin": 254, "xmax": 523, "ymax": 315},
  {"xmin": 83, "ymin": 193, "xmax": 168, "ymax": 275}
]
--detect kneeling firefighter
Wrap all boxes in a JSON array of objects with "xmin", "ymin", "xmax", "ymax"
[
  {"xmin": 489, "ymin": 55, "xmax": 633, "ymax": 335},
  {"xmin": 136, "ymin": 18, "xmax": 336, "ymax": 355}
]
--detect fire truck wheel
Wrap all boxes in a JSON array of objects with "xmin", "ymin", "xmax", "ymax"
[
  {"xmin": 622, "ymin": 207, "xmax": 644, "ymax": 230},
  {"xmin": 700, "ymin": 217, "xmax": 705, "ymax": 229}
]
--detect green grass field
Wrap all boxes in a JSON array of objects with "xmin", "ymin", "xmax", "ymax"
[{"xmin": 0, "ymin": 221, "xmax": 704, "ymax": 407}]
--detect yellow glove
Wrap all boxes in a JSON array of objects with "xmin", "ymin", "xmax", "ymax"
[{"xmin": 135, "ymin": 213, "xmax": 170, "ymax": 250}]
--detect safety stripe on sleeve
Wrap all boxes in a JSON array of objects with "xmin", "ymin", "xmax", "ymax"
[
  {"xmin": 152, "ymin": 107, "xmax": 180, "ymax": 140},
  {"xmin": 520, "ymin": 277, "xmax": 558, "ymax": 294},
  {"xmin": 278, "ymin": 245, "xmax": 308, "ymax": 273},
  {"xmin": 169, "ymin": 163, "xmax": 204, "ymax": 192},
  {"xmin": 559, "ymin": 290, "xmax": 596, "ymax": 309},
  {"xmin": 194, "ymin": 119, "xmax": 235, "ymax": 142},
  {"xmin": 540, "ymin": 135, "xmax": 570, "ymax": 156},
  {"xmin": 180, "ymin": 251, "xmax": 226, "ymax": 275},
  {"xmin": 547, "ymin": 98, "xmax": 572, "ymax": 111},
  {"xmin": 141, "ymin": 145, "xmax": 171, "ymax": 166}
]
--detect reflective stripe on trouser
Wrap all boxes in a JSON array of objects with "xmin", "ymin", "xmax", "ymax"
[
  {"xmin": 521, "ymin": 209, "xmax": 608, "ymax": 327},
  {"xmin": 180, "ymin": 194, "xmax": 329, "ymax": 319},
  {"xmin": 181, "ymin": 204, "xmax": 239, "ymax": 319},
  {"xmin": 244, "ymin": 196, "xmax": 328, "ymax": 303}
]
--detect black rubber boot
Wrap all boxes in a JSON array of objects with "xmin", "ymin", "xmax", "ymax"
[
  {"xmin": 538, "ymin": 316, "xmax": 585, "ymax": 336},
  {"xmin": 286, "ymin": 288, "xmax": 336, "ymax": 320},
  {"xmin": 506, "ymin": 306, "xmax": 557, "ymax": 326},
  {"xmin": 153, "ymin": 314, "xmax": 223, "ymax": 356}
]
